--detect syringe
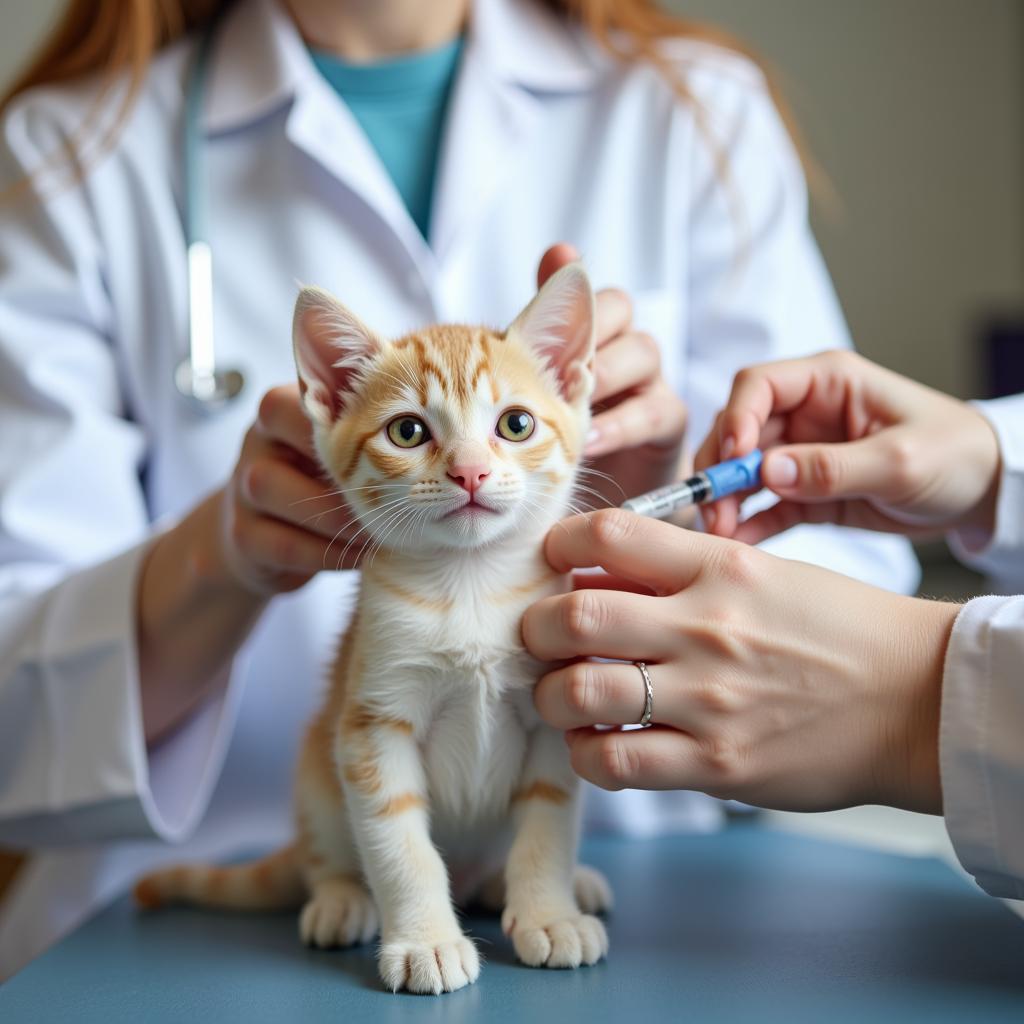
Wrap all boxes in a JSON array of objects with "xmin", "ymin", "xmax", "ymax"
[{"xmin": 621, "ymin": 450, "xmax": 763, "ymax": 520}]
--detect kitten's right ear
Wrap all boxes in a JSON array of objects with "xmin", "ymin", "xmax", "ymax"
[{"xmin": 292, "ymin": 286, "xmax": 382, "ymax": 427}]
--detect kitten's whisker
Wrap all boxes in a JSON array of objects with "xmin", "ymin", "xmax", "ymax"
[
  {"xmin": 288, "ymin": 483, "xmax": 403, "ymax": 506},
  {"xmin": 331, "ymin": 494, "xmax": 411, "ymax": 567}
]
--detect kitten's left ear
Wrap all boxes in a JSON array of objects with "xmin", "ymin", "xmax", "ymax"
[
  {"xmin": 507, "ymin": 262, "xmax": 595, "ymax": 404},
  {"xmin": 292, "ymin": 285, "xmax": 383, "ymax": 428}
]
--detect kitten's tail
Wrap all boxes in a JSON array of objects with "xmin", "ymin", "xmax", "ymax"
[{"xmin": 133, "ymin": 844, "xmax": 306, "ymax": 912}]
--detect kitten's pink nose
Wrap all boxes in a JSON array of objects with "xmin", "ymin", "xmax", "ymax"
[{"xmin": 447, "ymin": 462, "xmax": 490, "ymax": 494}]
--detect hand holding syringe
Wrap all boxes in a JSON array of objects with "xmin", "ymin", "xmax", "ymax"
[{"xmin": 621, "ymin": 450, "xmax": 763, "ymax": 519}]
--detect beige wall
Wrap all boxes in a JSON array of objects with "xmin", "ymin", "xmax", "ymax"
[
  {"xmin": 673, "ymin": 0, "xmax": 1024, "ymax": 398},
  {"xmin": 4, "ymin": 1, "xmax": 1023, "ymax": 398}
]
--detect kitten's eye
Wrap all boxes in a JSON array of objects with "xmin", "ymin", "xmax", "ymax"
[
  {"xmin": 386, "ymin": 416, "xmax": 431, "ymax": 448},
  {"xmin": 496, "ymin": 409, "xmax": 535, "ymax": 442}
]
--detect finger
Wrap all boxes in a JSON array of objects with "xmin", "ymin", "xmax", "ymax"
[
  {"xmin": 234, "ymin": 515, "xmax": 337, "ymax": 576},
  {"xmin": 542, "ymin": 509, "xmax": 710, "ymax": 593},
  {"xmin": 593, "ymin": 287, "xmax": 632, "ymax": 348},
  {"xmin": 570, "ymin": 571, "xmax": 655, "ymax": 596},
  {"xmin": 591, "ymin": 331, "xmax": 660, "ymax": 404},
  {"xmin": 694, "ymin": 411, "xmax": 787, "ymax": 473},
  {"xmin": 535, "ymin": 660, "xmax": 670, "ymax": 730},
  {"xmin": 522, "ymin": 588, "xmax": 679, "ymax": 663},
  {"xmin": 761, "ymin": 433, "xmax": 904, "ymax": 503},
  {"xmin": 565, "ymin": 726, "xmax": 709, "ymax": 792},
  {"xmin": 537, "ymin": 243, "xmax": 581, "ymax": 288},
  {"xmin": 714, "ymin": 354, "xmax": 842, "ymax": 458},
  {"xmin": 587, "ymin": 383, "xmax": 686, "ymax": 458},
  {"xmin": 256, "ymin": 385, "xmax": 318, "ymax": 462},
  {"xmin": 239, "ymin": 458, "xmax": 355, "ymax": 540}
]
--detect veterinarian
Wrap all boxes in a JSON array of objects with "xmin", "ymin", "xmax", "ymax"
[
  {"xmin": 0, "ymin": 0, "xmax": 916, "ymax": 976},
  {"xmin": 527, "ymin": 350, "xmax": 1024, "ymax": 900}
]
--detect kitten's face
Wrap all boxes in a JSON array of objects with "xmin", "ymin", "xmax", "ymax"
[{"xmin": 293, "ymin": 265, "xmax": 595, "ymax": 554}]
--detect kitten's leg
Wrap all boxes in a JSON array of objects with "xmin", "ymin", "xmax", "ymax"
[
  {"xmin": 296, "ymin": 736, "xmax": 378, "ymax": 949},
  {"xmin": 475, "ymin": 864, "xmax": 613, "ymax": 915},
  {"xmin": 503, "ymin": 727, "xmax": 610, "ymax": 969},
  {"xmin": 339, "ymin": 709, "xmax": 479, "ymax": 995}
]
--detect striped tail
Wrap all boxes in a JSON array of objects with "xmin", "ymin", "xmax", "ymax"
[{"xmin": 133, "ymin": 844, "xmax": 306, "ymax": 912}]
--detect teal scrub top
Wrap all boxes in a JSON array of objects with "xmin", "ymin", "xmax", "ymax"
[{"xmin": 310, "ymin": 37, "xmax": 465, "ymax": 241}]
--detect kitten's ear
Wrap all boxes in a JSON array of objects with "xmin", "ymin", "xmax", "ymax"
[
  {"xmin": 292, "ymin": 285, "xmax": 382, "ymax": 427},
  {"xmin": 507, "ymin": 262, "xmax": 595, "ymax": 403}
]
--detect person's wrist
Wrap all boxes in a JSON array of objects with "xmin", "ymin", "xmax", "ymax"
[
  {"xmin": 954, "ymin": 408, "xmax": 1002, "ymax": 536},
  {"xmin": 184, "ymin": 489, "xmax": 269, "ymax": 608},
  {"xmin": 875, "ymin": 596, "xmax": 958, "ymax": 815}
]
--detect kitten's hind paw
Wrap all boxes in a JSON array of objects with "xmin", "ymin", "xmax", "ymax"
[
  {"xmin": 379, "ymin": 935, "xmax": 480, "ymax": 994},
  {"xmin": 504, "ymin": 911, "xmax": 608, "ymax": 969},
  {"xmin": 299, "ymin": 878, "xmax": 378, "ymax": 948},
  {"xmin": 573, "ymin": 864, "xmax": 614, "ymax": 915}
]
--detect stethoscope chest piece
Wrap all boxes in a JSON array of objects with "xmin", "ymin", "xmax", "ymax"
[{"xmin": 174, "ymin": 359, "xmax": 245, "ymax": 408}]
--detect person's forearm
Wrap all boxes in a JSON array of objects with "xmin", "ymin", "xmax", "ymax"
[{"xmin": 136, "ymin": 489, "xmax": 268, "ymax": 743}]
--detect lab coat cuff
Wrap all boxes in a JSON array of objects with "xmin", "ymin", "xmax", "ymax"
[
  {"xmin": 0, "ymin": 540, "xmax": 242, "ymax": 847},
  {"xmin": 947, "ymin": 396, "xmax": 1024, "ymax": 581},
  {"xmin": 940, "ymin": 595, "xmax": 1024, "ymax": 900}
]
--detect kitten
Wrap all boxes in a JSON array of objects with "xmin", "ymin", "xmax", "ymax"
[{"xmin": 134, "ymin": 263, "xmax": 612, "ymax": 994}]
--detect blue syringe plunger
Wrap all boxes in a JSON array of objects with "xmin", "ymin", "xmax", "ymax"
[{"xmin": 620, "ymin": 449, "xmax": 764, "ymax": 519}]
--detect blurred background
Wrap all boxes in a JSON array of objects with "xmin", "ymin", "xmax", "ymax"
[{"xmin": 3, "ymin": 0, "xmax": 1022, "ymax": 593}]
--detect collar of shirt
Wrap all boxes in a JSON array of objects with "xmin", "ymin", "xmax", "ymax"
[{"xmin": 201, "ymin": 0, "xmax": 604, "ymax": 138}]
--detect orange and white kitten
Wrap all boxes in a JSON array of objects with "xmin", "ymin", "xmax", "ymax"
[{"xmin": 134, "ymin": 264, "xmax": 612, "ymax": 994}]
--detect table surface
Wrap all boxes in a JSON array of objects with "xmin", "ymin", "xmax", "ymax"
[{"xmin": 4, "ymin": 823, "xmax": 1024, "ymax": 1023}]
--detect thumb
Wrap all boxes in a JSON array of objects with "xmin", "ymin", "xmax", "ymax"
[
  {"xmin": 762, "ymin": 434, "xmax": 901, "ymax": 502},
  {"xmin": 537, "ymin": 242, "xmax": 581, "ymax": 288}
]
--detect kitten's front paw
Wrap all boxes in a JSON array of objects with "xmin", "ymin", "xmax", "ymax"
[
  {"xmin": 573, "ymin": 864, "xmax": 614, "ymax": 915},
  {"xmin": 502, "ymin": 909, "xmax": 608, "ymax": 969},
  {"xmin": 379, "ymin": 934, "xmax": 480, "ymax": 994},
  {"xmin": 299, "ymin": 879, "xmax": 378, "ymax": 948}
]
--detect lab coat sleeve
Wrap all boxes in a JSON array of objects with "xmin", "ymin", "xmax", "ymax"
[
  {"xmin": 681, "ymin": 64, "xmax": 919, "ymax": 593},
  {"xmin": 0, "ymin": 98, "xmax": 239, "ymax": 846},
  {"xmin": 947, "ymin": 394, "xmax": 1024, "ymax": 588},
  {"xmin": 940, "ymin": 594, "xmax": 1024, "ymax": 899}
]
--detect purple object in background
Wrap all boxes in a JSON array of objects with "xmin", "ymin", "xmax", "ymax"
[{"xmin": 984, "ymin": 318, "xmax": 1024, "ymax": 399}]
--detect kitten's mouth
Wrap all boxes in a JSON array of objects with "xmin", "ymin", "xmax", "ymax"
[{"xmin": 443, "ymin": 496, "xmax": 500, "ymax": 519}]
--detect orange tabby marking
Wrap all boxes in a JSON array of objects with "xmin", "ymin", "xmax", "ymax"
[{"xmin": 510, "ymin": 781, "xmax": 570, "ymax": 805}]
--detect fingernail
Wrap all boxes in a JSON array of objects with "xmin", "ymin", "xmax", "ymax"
[
  {"xmin": 584, "ymin": 428, "xmax": 602, "ymax": 456},
  {"xmin": 703, "ymin": 506, "xmax": 717, "ymax": 531},
  {"xmin": 586, "ymin": 427, "xmax": 601, "ymax": 446},
  {"xmin": 721, "ymin": 436, "xmax": 736, "ymax": 460},
  {"xmin": 764, "ymin": 453, "xmax": 798, "ymax": 488}
]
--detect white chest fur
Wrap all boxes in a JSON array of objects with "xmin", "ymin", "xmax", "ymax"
[{"xmin": 354, "ymin": 546, "xmax": 565, "ymax": 821}]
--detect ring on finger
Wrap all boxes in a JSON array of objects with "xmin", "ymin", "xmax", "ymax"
[{"xmin": 633, "ymin": 660, "xmax": 654, "ymax": 727}]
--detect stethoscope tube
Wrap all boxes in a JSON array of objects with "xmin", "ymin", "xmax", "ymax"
[{"xmin": 174, "ymin": 21, "xmax": 245, "ymax": 409}]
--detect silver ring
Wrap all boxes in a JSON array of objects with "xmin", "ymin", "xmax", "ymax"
[{"xmin": 634, "ymin": 661, "xmax": 653, "ymax": 727}]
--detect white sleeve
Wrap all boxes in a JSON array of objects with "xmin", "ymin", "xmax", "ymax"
[
  {"xmin": 0, "ymin": 96, "xmax": 238, "ymax": 846},
  {"xmin": 947, "ymin": 394, "xmax": 1024, "ymax": 588},
  {"xmin": 682, "ymin": 68, "xmax": 919, "ymax": 593},
  {"xmin": 940, "ymin": 594, "xmax": 1024, "ymax": 899}
]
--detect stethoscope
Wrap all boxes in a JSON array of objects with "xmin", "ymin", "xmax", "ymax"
[{"xmin": 174, "ymin": 23, "xmax": 246, "ymax": 409}]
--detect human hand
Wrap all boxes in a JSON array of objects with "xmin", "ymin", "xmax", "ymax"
[
  {"xmin": 536, "ymin": 244, "xmax": 688, "ymax": 506},
  {"xmin": 695, "ymin": 350, "xmax": 1001, "ymax": 544},
  {"xmin": 214, "ymin": 384, "xmax": 361, "ymax": 595},
  {"xmin": 524, "ymin": 510, "xmax": 957, "ymax": 814}
]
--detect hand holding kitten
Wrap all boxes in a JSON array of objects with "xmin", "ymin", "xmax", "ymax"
[
  {"xmin": 538, "ymin": 244, "xmax": 688, "ymax": 504},
  {"xmin": 215, "ymin": 383, "xmax": 362, "ymax": 595}
]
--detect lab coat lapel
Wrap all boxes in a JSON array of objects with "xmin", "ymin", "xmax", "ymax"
[
  {"xmin": 285, "ymin": 87, "xmax": 430, "ymax": 269},
  {"xmin": 205, "ymin": 0, "xmax": 431, "ymax": 274},
  {"xmin": 428, "ymin": 46, "xmax": 541, "ymax": 268},
  {"xmin": 430, "ymin": 0, "xmax": 601, "ymax": 268}
]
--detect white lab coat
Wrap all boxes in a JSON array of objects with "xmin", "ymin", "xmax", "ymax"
[
  {"xmin": 0, "ymin": 0, "xmax": 918, "ymax": 976},
  {"xmin": 943, "ymin": 394, "xmax": 1024, "ymax": 900}
]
